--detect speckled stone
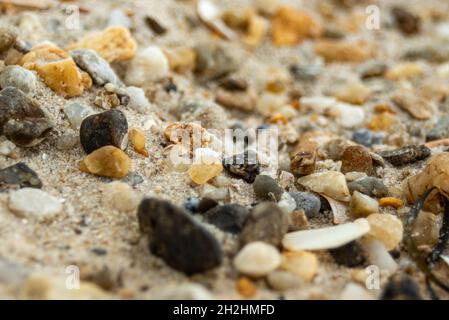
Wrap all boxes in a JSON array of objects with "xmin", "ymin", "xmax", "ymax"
[
  {"xmin": 253, "ymin": 175, "xmax": 284, "ymax": 201},
  {"xmin": 341, "ymin": 145, "xmax": 374, "ymax": 176},
  {"xmin": 0, "ymin": 66, "xmax": 37, "ymax": 93},
  {"xmin": 0, "ymin": 162, "xmax": 42, "ymax": 190}
]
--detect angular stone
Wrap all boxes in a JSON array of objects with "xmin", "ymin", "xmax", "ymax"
[
  {"xmin": 0, "ymin": 162, "xmax": 42, "ymax": 190},
  {"xmin": 380, "ymin": 145, "xmax": 430, "ymax": 167},
  {"xmin": 290, "ymin": 140, "xmax": 317, "ymax": 176},
  {"xmin": 8, "ymin": 188, "xmax": 63, "ymax": 220},
  {"xmin": 240, "ymin": 202, "xmax": 289, "ymax": 247},
  {"xmin": 366, "ymin": 213, "xmax": 403, "ymax": 250},
  {"xmin": 297, "ymin": 171, "xmax": 350, "ymax": 202},
  {"xmin": 233, "ymin": 242, "xmax": 281, "ymax": 277},
  {"xmin": 80, "ymin": 146, "xmax": 131, "ymax": 179},
  {"xmin": 411, "ymin": 211, "xmax": 441, "ymax": 247},
  {"xmin": 80, "ymin": 109, "xmax": 128, "ymax": 154},
  {"xmin": 137, "ymin": 198, "xmax": 223, "ymax": 275},
  {"xmin": 128, "ymin": 128, "xmax": 149, "ymax": 157},
  {"xmin": 288, "ymin": 192, "xmax": 321, "ymax": 219},
  {"xmin": 253, "ymin": 175, "xmax": 283, "ymax": 201},
  {"xmin": 349, "ymin": 191, "xmax": 379, "ymax": 218},
  {"xmin": 0, "ymin": 66, "xmax": 37, "ymax": 93},
  {"xmin": 341, "ymin": 145, "xmax": 374, "ymax": 176},
  {"xmin": 348, "ymin": 177, "xmax": 389, "ymax": 198},
  {"xmin": 189, "ymin": 162, "xmax": 223, "ymax": 185},
  {"xmin": 222, "ymin": 150, "xmax": 260, "ymax": 183},
  {"xmin": 203, "ymin": 204, "xmax": 249, "ymax": 233},
  {"xmin": 63, "ymin": 103, "xmax": 92, "ymax": 130}
]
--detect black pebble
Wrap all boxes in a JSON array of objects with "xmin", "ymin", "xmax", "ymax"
[
  {"xmin": 137, "ymin": 198, "xmax": 223, "ymax": 275},
  {"xmin": 329, "ymin": 241, "xmax": 366, "ymax": 267},
  {"xmin": 223, "ymin": 150, "xmax": 260, "ymax": 183},
  {"xmin": 253, "ymin": 175, "xmax": 283, "ymax": 201},
  {"xmin": 80, "ymin": 109, "xmax": 128, "ymax": 154},
  {"xmin": 0, "ymin": 162, "xmax": 42, "ymax": 190},
  {"xmin": 381, "ymin": 274, "xmax": 422, "ymax": 300},
  {"xmin": 203, "ymin": 204, "xmax": 249, "ymax": 234},
  {"xmin": 379, "ymin": 145, "xmax": 431, "ymax": 167},
  {"xmin": 197, "ymin": 197, "xmax": 219, "ymax": 213}
]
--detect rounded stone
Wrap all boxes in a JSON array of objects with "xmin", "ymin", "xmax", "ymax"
[
  {"xmin": 125, "ymin": 46, "xmax": 169, "ymax": 85},
  {"xmin": 102, "ymin": 181, "xmax": 140, "ymax": 212},
  {"xmin": 266, "ymin": 271, "xmax": 302, "ymax": 291},
  {"xmin": 341, "ymin": 145, "xmax": 374, "ymax": 176},
  {"xmin": 63, "ymin": 103, "xmax": 92, "ymax": 130},
  {"xmin": 0, "ymin": 66, "xmax": 37, "ymax": 93},
  {"xmin": 203, "ymin": 204, "xmax": 249, "ymax": 234},
  {"xmin": 366, "ymin": 213, "xmax": 403, "ymax": 250},
  {"xmin": 233, "ymin": 242, "xmax": 281, "ymax": 277},
  {"xmin": 288, "ymin": 192, "xmax": 321, "ymax": 218},
  {"xmin": 253, "ymin": 175, "xmax": 283, "ymax": 201},
  {"xmin": 8, "ymin": 188, "xmax": 63, "ymax": 220},
  {"xmin": 123, "ymin": 86, "xmax": 151, "ymax": 113}
]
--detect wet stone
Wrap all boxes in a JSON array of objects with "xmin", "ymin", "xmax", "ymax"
[
  {"xmin": 223, "ymin": 150, "xmax": 260, "ymax": 183},
  {"xmin": 0, "ymin": 66, "xmax": 37, "ymax": 94},
  {"xmin": 329, "ymin": 241, "xmax": 366, "ymax": 267},
  {"xmin": 253, "ymin": 175, "xmax": 283, "ymax": 201},
  {"xmin": 348, "ymin": 177, "xmax": 388, "ymax": 198},
  {"xmin": 380, "ymin": 145, "xmax": 430, "ymax": 167},
  {"xmin": 137, "ymin": 198, "xmax": 223, "ymax": 275},
  {"xmin": 288, "ymin": 192, "xmax": 321, "ymax": 219},
  {"xmin": 352, "ymin": 128, "xmax": 384, "ymax": 147},
  {"xmin": 80, "ymin": 109, "xmax": 128, "ymax": 154},
  {"xmin": 0, "ymin": 162, "xmax": 42, "ymax": 190},
  {"xmin": 0, "ymin": 87, "xmax": 53, "ymax": 147},
  {"xmin": 240, "ymin": 202, "xmax": 289, "ymax": 247},
  {"xmin": 426, "ymin": 116, "xmax": 449, "ymax": 142},
  {"xmin": 341, "ymin": 145, "xmax": 374, "ymax": 176},
  {"xmin": 203, "ymin": 204, "xmax": 249, "ymax": 234}
]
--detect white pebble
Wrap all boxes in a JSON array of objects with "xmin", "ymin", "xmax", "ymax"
[
  {"xmin": 0, "ymin": 140, "xmax": 16, "ymax": 156},
  {"xmin": 108, "ymin": 9, "xmax": 132, "ymax": 29},
  {"xmin": 125, "ymin": 46, "xmax": 169, "ymax": 86},
  {"xmin": 0, "ymin": 66, "xmax": 37, "ymax": 93},
  {"xmin": 102, "ymin": 181, "xmax": 141, "ymax": 212},
  {"xmin": 156, "ymin": 283, "xmax": 212, "ymax": 300},
  {"xmin": 124, "ymin": 86, "xmax": 152, "ymax": 113},
  {"xmin": 63, "ymin": 103, "xmax": 92, "ymax": 129},
  {"xmin": 233, "ymin": 241, "xmax": 281, "ymax": 277},
  {"xmin": 8, "ymin": 188, "xmax": 63, "ymax": 221},
  {"xmin": 278, "ymin": 192, "xmax": 297, "ymax": 214}
]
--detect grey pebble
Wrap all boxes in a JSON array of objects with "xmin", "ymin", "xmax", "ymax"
[
  {"xmin": 203, "ymin": 204, "xmax": 249, "ymax": 234},
  {"xmin": 288, "ymin": 191, "xmax": 321, "ymax": 218},
  {"xmin": 0, "ymin": 162, "xmax": 42, "ymax": 190},
  {"xmin": 63, "ymin": 102, "xmax": 93, "ymax": 130},
  {"xmin": 426, "ymin": 116, "xmax": 449, "ymax": 142},
  {"xmin": 0, "ymin": 66, "xmax": 37, "ymax": 93},
  {"xmin": 348, "ymin": 177, "xmax": 389, "ymax": 198},
  {"xmin": 253, "ymin": 175, "xmax": 284, "ymax": 201}
]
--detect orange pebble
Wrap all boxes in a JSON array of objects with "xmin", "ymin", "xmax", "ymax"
[
  {"xmin": 379, "ymin": 197, "xmax": 403, "ymax": 209},
  {"xmin": 268, "ymin": 113, "xmax": 288, "ymax": 125},
  {"xmin": 236, "ymin": 277, "xmax": 257, "ymax": 298}
]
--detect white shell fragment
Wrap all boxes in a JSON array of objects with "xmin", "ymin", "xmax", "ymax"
[
  {"xmin": 197, "ymin": 0, "xmax": 236, "ymax": 40},
  {"xmin": 282, "ymin": 218, "xmax": 370, "ymax": 251}
]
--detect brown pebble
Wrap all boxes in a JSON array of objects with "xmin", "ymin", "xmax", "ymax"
[
  {"xmin": 290, "ymin": 140, "xmax": 318, "ymax": 176},
  {"xmin": 391, "ymin": 7, "xmax": 421, "ymax": 35},
  {"xmin": 380, "ymin": 145, "xmax": 430, "ymax": 167},
  {"xmin": 80, "ymin": 145, "xmax": 131, "ymax": 178},
  {"xmin": 341, "ymin": 145, "xmax": 374, "ymax": 176}
]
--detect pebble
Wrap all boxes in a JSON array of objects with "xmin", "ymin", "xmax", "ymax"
[
  {"xmin": 290, "ymin": 140, "xmax": 317, "ymax": 176},
  {"xmin": 128, "ymin": 128, "xmax": 149, "ymax": 157},
  {"xmin": 282, "ymin": 218, "xmax": 370, "ymax": 251},
  {"xmin": 194, "ymin": 42, "xmax": 240, "ymax": 80},
  {"xmin": 80, "ymin": 146, "xmax": 131, "ymax": 178},
  {"xmin": 0, "ymin": 87, "xmax": 53, "ymax": 147},
  {"xmin": 348, "ymin": 177, "xmax": 389, "ymax": 198},
  {"xmin": 236, "ymin": 277, "xmax": 257, "ymax": 298},
  {"xmin": 121, "ymin": 172, "xmax": 144, "ymax": 187},
  {"xmin": 233, "ymin": 242, "xmax": 282, "ymax": 277},
  {"xmin": 352, "ymin": 128, "xmax": 384, "ymax": 147},
  {"xmin": 345, "ymin": 172, "xmax": 367, "ymax": 182},
  {"xmin": 335, "ymin": 81, "xmax": 371, "ymax": 105},
  {"xmin": 391, "ymin": 92, "xmax": 430, "ymax": 119},
  {"xmin": 314, "ymin": 40, "xmax": 369, "ymax": 63},
  {"xmin": 0, "ymin": 28, "xmax": 16, "ymax": 52},
  {"xmin": 165, "ymin": 47, "xmax": 196, "ymax": 74},
  {"xmin": 199, "ymin": 184, "xmax": 229, "ymax": 201},
  {"xmin": 378, "ymin": 197, "xmax": 403, "ymax": 209},
  {"xmin": 189, "ymin": 162, "xmax": 223, "ymax": 185},
  {"xmin": 56, "ymin": 132, "xmax": 78, "ymax": 151},
  {"xmin": 70, "ymin": 49, "xmax": 122, "ymax": 86},
  {"xmin": 0, "ymin": 66, "xmax": 37, "ymax": 93},
  {"xmin": 125, "ymin": 46, "xmax": 169, "ymax": 86},
  {"xmin": 184, "ymin": 197, "xmax": 200, "ymax": 213},
  {"xmin": 67, "ymin": 26, "xmax": 137, "ymax": 62},
  {"xmin": 63, "ymin": 103, "xmax": 92, "ymax": 130},
  {"xmin": 279, "ymin": 171, "xmax": 294, "ymax": 189},
  {"xmin": 289, "ymin": 62, "xmax": 321, "ymax": 81},
  {"xmin": 8, "ymin": 188, "xmax": 62, "ymax": 220},
  {"xmin": 411, "ymin": 210, "xmax": 440, "ymax": 247},
  {"xmin": 0, "ymin": 162, "xmax": 42, "ymax": 190},
  {"xmin": 277, "ymin": 192, "xmax": 297, "ymax": 214},
  {"xmin": 288, "ymin": 192, "xmax": 321, "ymax": 219},
  {"xmin": 297, "ymin": 171, "xmax": 350, "ymax": 202},
  {"xmin": 102, "ymin": 181, "xmax": 140, "ymax": 212},
  {"xmin": 349, "ymin": 191, "xmax": 379, "ymax": 218},
  {"xmin": 361, "ymin": 238, "xmax": 398, "ymax": 273},
  {"xmin": 332, "ymin": 103, "xmax": 365, "ymax": 128},
  {"xmin": 137, "ymin": 198, "xmax": 223, "ymax": 274},
  {"xmin": 280, "ymin": 251, "xmax": 318, "ymax": 282},
  {"xmin": 216, "ymin": 88, "xmax": 256, "ymax": 112},
  {"xmin": 80, "ymin": 109, "xmax": 128, "ymax": 154},
  {"xmin": 123, "ymin": 86, "xmax": 152, "ymax": 113},
  {"xmin": 340, "ymin": 283, "xmax": 374, "ymax": 300},
  {"xmin": 0, "ymin": 140, "xmax": 16, "ymax": 156},
  {"xmin": 203, "ymin": 204, "xmax": 249, "ymax": 233},
  {"xmin": 391, "ymin": 6, "xmax": 421, "ymax": 35},
  {"xmin": 341, "ymin": 145, "xmax": 374, "ymax": 176},
  {"xmin": 266, "ymin": 271, "xmax": 302, "ymax": 291},
  {"xmin": 156, "ymin": 283, "xmax": 212, "ymax": 300},
  {"xmin": 144, "ymin": 16, "xmax": 167, "ymax": 36},
  {"xmin": 358, "ymin": 60, "xmax": 388, "ymax": 79},
  {"xmin": 380, "ymin": 274, "xmax": 422, "ymax": 300},
  {"xmin": 222, "ymin": 150, "xmax": 260, "ymax": 183},
  {"xmin": 329, "ymin": 241, "xmax": 366, "ymax": 267},
  {"xmin": 240, "ymin": 202, "xmax": 289, "ymax": 247},
  {"xmin": 20, "ymin": 43, "xmax": 92, "ymax": 97},
  {"xmin": 386, "ymin": 63, "xmax": 424, "ymax": 81},
  {"xmin": 425, "ymin": 116, "xmax": 449, "ymax": 141},
  {"xmin": 253, "ymin": 175, "xmax": 284, "ymax": 201},
  {"xmin": 180, "ymin": 100, "xmax": 228, "ymax": 130},
  {"xmin": 380, "ymin": 145, "xmax": 430, "ymax": 167},
  {"xmin": 366, "ymin": 213, "xmax": 403, "ymax": 250}
]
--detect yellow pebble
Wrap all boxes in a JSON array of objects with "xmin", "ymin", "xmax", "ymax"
[
  {"xmin": 129, "ymin": 128, "xmax": 149, "ymax": 157},
  {"xmin": 379, "ymin": 197, "xmax": 403, "ymax": 208},
  {"xmin": 366, "ymin": 213, "xmax": 403, "ymax": 250},
  {"xmin": 367, "ymin": 113, "xmax": 398, "ymax": 132},
  {"xmin": 188, "ymin": 162, "xmax": 223, "ymax": 185},
  {"xmin": 80, "ymin": 145, "xmax": 131, "ymax": 178},
  {"xmin": 280, "ymin": 251, "xmax": 318, "ymax": 282},
  {"xmin": 236, "ymin": 277, "xmax": 257, "ymax": 298}
]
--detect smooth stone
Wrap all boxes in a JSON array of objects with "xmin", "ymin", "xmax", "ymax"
[
  {"xmin": 288, "ymin": 191, "xmax": 321, "ymax": 218},
  {"xmin": 333, "ymin": 103, "xmax": 365, "ymax": 128},
  {"xmin": 361, "ymin": 238, "xmax": 398, "ymax": 273},
  {"xmin": 56, "ymin": 132, "xmax": 78, "ymax": 150},
  {"xmin": 340, "ymin": 283, "xmax": 374, "ymax": 300},
  {"xmin": 125, "ymin": 46, "xmax": 169, "ymax": 85},
  {"xmin": 348, "ymin": 177, "xmax": 388, "ymax": 198},
  {"xmin": 71, "ymin": 49, "xmax": 122, "ymax": 86},
  {"xmin": 329, "ymin": 241, "xmax": 366, "ymax": 267},
  {"xmin": 199, "ymin": 184, "xmax": 229, "ymax": 201},
  {"xmin": 102, "ymin": 181, "xmax": 140, "ymax": 212},
  {"xmin": 277, "ymin": 192, "xmax": 297, "ymax": 214},
  {"xmin": 63, "ymin": 102, "xmax": 92, "ymax": 130},
  {"xmin": 123, "ymin": 86, "xmax": 151, "ymax": 113},
  {"xmin": 366, "ymin": 213, "xmax": 403, "ymax": 250},
  {"xmin": 352, "ymin": 128, "xmax": 384, "ymax": 147},
  {"xmin": 137, "ymin": 198, "xmax": 223, "ymax": 275},
  {"xmin": 121, "ymin": 172, "xmax": 144, "ymax": 187},
  {"xmin": 349, "ymin": 191, "xmax": 379, "ymax": 218},
  {"xmin": 240, "ymin": 202, "xmax": 289, "ymax": 247},
  {"xmin": 155, "ymin": 283, "xmax": 212, "ymax": 300},
  {"xmin": 8, "ymin": 188, "xmax": 63, "ymax": 220},
  {"xmin": 341, "ymin": 145, "xmax": 374, "ymax": 176},
  {"xmin": 297, "ymin": 171, "xmax": 350, "ymax": 202},
  {"xmin": 280, "ymin": 251, "xmax": 318, "ymax": 282},
  {"xmin": 194, "ymin": 42, "xmax": 239, "ymax": 80},
  {"xmin": 0, "ymin": 28, "xmax": 16, "ymax": 52},
  {"xmin": 0, "ymin": 66, "xmax": 37, "ymax": 93},
  {"xmin": 266, "ymin": 271, "xmax": 302, "ymax": 291},
  {"xmin": 233, "ymin": 242, "xmax": 282, "ymax": 277},
  {"xmin": 253, "ymin": 175, "xmax": 283, "ymax": 201},
  {"xmin": 203, "ymin": 204, "xmax": 249, "ymax": 233},
  {"xmin": 0, "ymin": 162, "xmax": 42, "ymax": 190}
]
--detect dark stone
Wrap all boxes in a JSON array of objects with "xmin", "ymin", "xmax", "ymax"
[
  {"xmin": 144, "ymin": 16, "xmax": 167, "ymax": 35},
  {"xmin": 0, "ymin": 162, "xmax": 42, "ymax": 190},
  {"xmin": 203, "ymin": 204, "xmax": 249, "ymax": 234},
  {"xmin": 137, "ymin": 198, "xmax": 223, "ymax": 275},
  {"xmin": 0, "ymin": 87, "xmax": 53, "ymax": 147},
  {"xmin": 352, "ymin": 128, "xmax": 384, "ymax": 147},
  {"xmin": 329, "ymin": 241, "xmax": 366, "ymax": 267},
  {"xmin": 380, "ymin": 145, "xmax": 431, "ymax": 166},
  {"xmin": 197, "ymin": 197, "xmax": 219, "ymax": 213},
  {"xmin": 348, "ymin": 177, "xmax": 389, "ymax": 198},
  {"xmin": 80, "ymin": 109, "xmax": 128, "ymax": 154},
  {"xmin": 91, "ymin": 248, "xmax": 108, "ymax": 256},
  {"xmin": 340, "ymin": 145, "xmax": 374, "ymax": 176},
  {"xmin": 253, "ymin": 175, "xmax": 283, "ymax": 201},
  {"xmin": 391, "ymin": 7, "xmax": 421, "ymax": 35},
  {"xmin": 289, "ymin": 63, "xmax": 321, "ymax": 81},
  {"xmin": 381, "ymin": 274, "xmax": 422, "ymax": 300},
  {"xmin": 223, "ymin": 150, "xmax": 260, "ymax": 183},
  {"xmin": 240, "ymin": 202, "xmax": 289, "ymax": 247},
  {"xmin": 219, "ymin": 76, "xmax": 248, "ymax": 91},
  {"xmin": 288, "ymin": 192, "xmax": 321, "ymax": 219},
  {"xmin": 426, "ymin": 116, "xmax": 449, "ymax": 142}
]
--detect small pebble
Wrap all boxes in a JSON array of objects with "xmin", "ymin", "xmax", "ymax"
[
  {"xmin": 277, "ymin": 192, "xmax": 297, "ymax": 214},
  {"xmin": 123, "ymin": 86, "xmax": 152, "ymax": 113},
  {"xmin": 144, "ymin": 16, "xmax": 167, "ymax": 35},
  {"xmin": 233, "ymin": 241, "xmax": 281, "ymax": 277},
  {"xmin": 56, "ymin": 132, "xmax": 78, "ymax": 150},
  {"xmin": 128, "ymin": 128, "xmax": 149, "ymax": 157},
  {"xmin": 102, "ymin": 181, "xmax": 140, "ymax": 212},
  {"xmin": 0, "ymin": 66, "xmax": 37, "ymax": 93},
  {"xmin": 8, "ymin": 188, "xmax": 62, "ymax": 220},
  {"xmin": 63, "ymin": 103, "xmax": 92, "ymax": 130},
  {"xmin": 391, "ymin": 7, "xmax": 421, "ymax": 35},
  {"xmin": 380, "ymin": 145, "xmax": 430, "ymax": 167},
  {"xmin": 121, "ymin": 172, "xmax": 144, "ymax": 187},
  {"xmin": 0, "ymin": 162, "xmax": 42, "ymax": 190},
  {"xmin": 352, "ymin": 128, "xmax": 384, "ymax": 147},
  {"xmin": 194, "ymin": 42, "xmax": 239, "ymax": 80},
  {"xmin": 184, "ymin": 197, "xmax": 200, "ymax": 213},
  {"xmin": 0, "ymin": 140, "xmax": 16, "ymax": 156},
  {"xmin": 358, "ymin": 60, "xmax": 388, "ymax": 79},
  {"xmin": 266, "ymin": 271, "xmax": 302, "ymax": 291},
  {"xmin": 335, "ymin": 81, "xmax": 371, "ymax": 105},
  {"xmin": 341, "ymin": 145, "xmax": 374, "ymax": 176},
  {"xmin": 329, "ymin": 241, "xmax": 366, "ymax": 267},
  {"xmin": 199, "ymin": 184, "xmax": 229, "ymax": 201},
  {"xmin": 288, "ymin": 192, "xmax": 321, "ymax": 219},
  {"xmin": 125, "ymin": 46, "xmax": 169, "ymax": 85},
  {"xmin": 203, "ymin": 204, "xmax": 249, "ymax": 233},
  {"xmin": 188, "ymin": 162, "xmax": 223, "ymax": 185},
  {"xmin": 70, "ymin": 49, "xmax": 123, "ymax": 86},
  {"xmin": 379, "ymin": 197, "xmax": 403, "ymax": 209},
  {"xmin": 290, "ymin": 140, "xmax": 317, "ymax": 176},
  {"xmin": 380, "ymin": 274, "xmax": 422, "ymax": 300},
  {"xmin": 80, "ymin": 146, "xmax": 131, "ymax": 178},
  {"xmin": 80, "ymin": 109, "xmax": 128, "ymax": 154},
  {"xmin": 240, "ymin": 202, "xmax": 289, "ymax": 247},
  {"xmin": 288, "ymin": 210, "xmax": 309, "ymax": 231},
  {"xmin": 297, "ymin": 171, "xmax": 350, "ymax": 202},
  {"xmin": 345, "ymin": 172, "xmax": 367, "ymax": 182},
  {"xmin": 348, "ymin": 177, "xmax": 388, "ymax": 198},
  {"xmin": 0, "ymin": 28, "xmax": 16, "ymax": 52},
  {"xmin": 223, "ymin": 150, "xmax": 260, "ymax": 183},
  {"xmin": 253, "ymin": 175, "xmax": 283, "ymax": 201},
  {"xmin": 280, "ymin": 251, "xmax": 318, "ymax": 282},
  {"xmin": 236, "ymin": 277, "xmax": 257, "ymax": 298},
  {"xmin": 137, "ymin": 198, "xmax": 223, "ymax": 274},
  {"xmin": 349, "ymin": 191, "xmax": 379, "ymax": 218},
  {"xmin": 425, "ymin": 116, "xmax": 449, "ymax": 142},
  {"xmin": 366, "ymin": 213, "xmax": 403, "ymax": 250},
  {"xmin": 411, "ymin": 211, "xmax": 441, "ymax": 247}
]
